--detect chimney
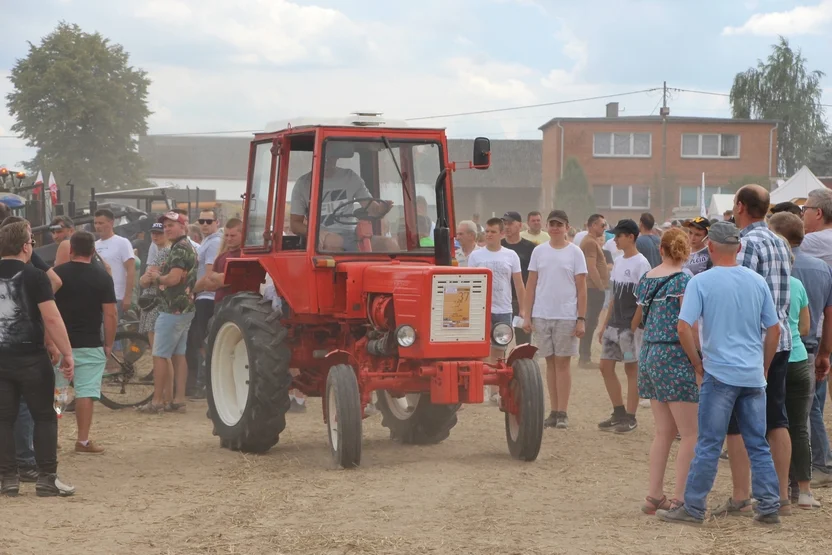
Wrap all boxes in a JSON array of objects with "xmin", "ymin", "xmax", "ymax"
[{"xmin": 606, "ymin": 102, "xmax": 619, "ymax": 118}]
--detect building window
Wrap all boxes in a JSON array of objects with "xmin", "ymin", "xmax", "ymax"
[
  {"xmin": 593, "ymin": 185, "xmax": 650, "ymax": 209},
  {"xmin": 593, "ymin": 132, "xmax": 652, "ymax": 158},
  {"xmin": 681, "ymin": 134, "xmax": 740, "ymax": 158},
  {"xmin": 679, "ymin": 185, "xmax": 735, "ymax": 207}
]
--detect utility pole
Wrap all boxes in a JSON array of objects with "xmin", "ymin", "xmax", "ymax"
[{"xmin": 660, "ymin": 81, "xmax": 668, "ymax": 221}]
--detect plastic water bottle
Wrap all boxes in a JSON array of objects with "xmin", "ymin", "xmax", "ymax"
[{"xmin": 54, "ymin": 387, "xmax": 69, "ymax": 417}]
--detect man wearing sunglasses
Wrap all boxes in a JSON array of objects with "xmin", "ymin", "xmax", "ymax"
[{"xmin": 187, "ymin": 210, "xmax": 222, "ymax": 398}]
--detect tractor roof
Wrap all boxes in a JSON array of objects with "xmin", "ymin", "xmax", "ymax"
[{"xmin": 263, "ymin": 112, "xmax": 444, "ymax": 134}]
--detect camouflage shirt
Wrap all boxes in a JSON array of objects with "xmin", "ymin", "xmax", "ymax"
[{"xmin": 159, "ymin": 236, "xmax": 197, "ymax": 314}]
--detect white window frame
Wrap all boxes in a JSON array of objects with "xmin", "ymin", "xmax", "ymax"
[
  {"xmin": 678, "ymin": 185, "xmax": 733, "ymax": 207},
  {"xmin": 593, "ymin": 132, "xmax": 652, "ymax": 158},
  {"xmin": 594, "ymin": 185, "xmax": 651, "ymax": 209},
  {"xmin": 680, "ymin": 133, "xmax": 741, "ymax": 159}
]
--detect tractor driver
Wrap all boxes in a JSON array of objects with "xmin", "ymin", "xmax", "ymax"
[{"xmin": 289, "ymin": 143, "xmax": 391, "ymax": 251}]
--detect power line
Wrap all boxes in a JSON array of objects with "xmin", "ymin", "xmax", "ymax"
[
  {"xmin": 672, "ymin": 87, "xmax": 832, "ymax": 108},
  {"xmin": 404, "ymin": 88, "xmax": 660, "ymax": 121}
]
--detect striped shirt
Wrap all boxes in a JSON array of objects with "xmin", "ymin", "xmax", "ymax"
[{"xmin": 737, "ymin": 221, "xmax": 792, "ymax": 352}]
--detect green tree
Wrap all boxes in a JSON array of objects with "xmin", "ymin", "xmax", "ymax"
[
  {"xmin": 555, "ymin": 157, "xmax": 595, "ymax": 226},
  {"xmin": 807, "ymin": 134, "xmax": 832, "ymax": 176},
  {"xmin": 730, "ymin": 37, "xmax": 827, "ymax": 177},
  {"xmin": 6, "ymin": 22, "xmax": 151, "ymax": 195}
]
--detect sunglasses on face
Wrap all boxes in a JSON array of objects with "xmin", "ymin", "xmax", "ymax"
[{"xmin": 198, "ymin": 219, "xmax": 215, "ymax": 225}]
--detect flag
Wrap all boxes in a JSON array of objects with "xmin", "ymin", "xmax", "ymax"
[
  {"xmin": 32, "ymin": 170, "xmax": 44, "ymax": 197},
  {"xmin": 47, "ymin": 172, "xmax": 58, "ymax": 205},
  {"xmin": 700, "ymin": 172, "xmax": 708, "ymax": 219}
]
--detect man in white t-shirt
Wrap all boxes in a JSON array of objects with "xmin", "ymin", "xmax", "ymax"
[
  {"xmin": 597, "ymin": 219, "xmax": 652, "ymax": 434},
  {"xmin": 522, "ymin": 210, "xmax": 587, "ymax": 429},
  {"xmin": 94, "ymin": 209, "xmax": 135, "ymax": 319},
  {"xmin": 468, "ymin": 218, "xmax": 525, "ymax": 403},
  {"xmin": 454, "ymin": 220, "xmax": 481, "ymax": 266}
]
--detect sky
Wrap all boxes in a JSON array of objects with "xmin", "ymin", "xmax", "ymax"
[{"xmin": 1, "ymin": 0, "xmax": 832, "ymax": 168}]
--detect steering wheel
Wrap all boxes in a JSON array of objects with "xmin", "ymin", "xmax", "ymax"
[{"xmin": 325, "ymin": 197, "xmax": 392, "ymax": 227}]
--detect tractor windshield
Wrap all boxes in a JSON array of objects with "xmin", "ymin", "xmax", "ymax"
[{"xmin": 306, "ymin": 138, "xmax": 443, "ymax": 254}]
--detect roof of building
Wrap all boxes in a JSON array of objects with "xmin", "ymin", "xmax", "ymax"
[
  {"xmin": 139, "ymin": 135, "xmax": 541, "ymax": 189},
  {"xmin": 539, "ymin": 115, "xmax": 780, "ymax": 131}
]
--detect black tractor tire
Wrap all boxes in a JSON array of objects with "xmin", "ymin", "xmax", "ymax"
[
  {"xmin": 376, "ymin": 391, "xmax": 459, "ymax": 445},
  {"xmin": 206, "ymin": 292, "xmax": 292, "ymax": 454},
  {"xmin": 325, "ymin": 364, "xmax": 362, "ymax": 468},
  {"xmin": 505, "ymin": 358, "xmax": 544, "ymax": 461}
]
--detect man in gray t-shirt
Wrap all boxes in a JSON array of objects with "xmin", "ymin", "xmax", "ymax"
[{"xmin": 289, "ymin": 147, "xmax": 389, "ymax": 251}]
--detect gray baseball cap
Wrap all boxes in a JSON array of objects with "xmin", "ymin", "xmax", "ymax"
[{"xmin": 709, "ymin": 221, "xmax": 740, "ymax": 245}]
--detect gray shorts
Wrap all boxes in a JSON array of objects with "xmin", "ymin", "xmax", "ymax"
[
  {"xmin": 532, "ymin": 318, "xmax": 578, "ymax": 358},
  {"xmin": 601, "ymin": 327, "xmax": 643, "ymax": 363}
]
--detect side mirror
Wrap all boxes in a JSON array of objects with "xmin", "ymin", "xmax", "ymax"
[{"xmin": 472, "ymin": 137, "xmax": 491, "ymax": 170}]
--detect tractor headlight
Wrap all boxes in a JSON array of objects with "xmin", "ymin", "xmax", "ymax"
[
  {"xmin": 395, "ymin": 325, "xmax": 417, "ymax": 347},
  {"xmin": 492, "ymin": 323, "xmax": 513, "ymax": 346}
]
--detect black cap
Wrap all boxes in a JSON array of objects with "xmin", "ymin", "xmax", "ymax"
[
  {"xmin": 612, "ymin": 219, "xmax": 639, "ymax": 237},
  {"xmin": 546, "ymin": 210, "xmax": 569, "ymax": 224},
  {"xmin": 684, "ymin": 216, "xmax": 711, "ymax": 232},
  {"xmin": 150, "ymin": 222, "xmax": 164, "ymax": 233},
  {"xmin": 502, "ymin": 211, "xmax": 522, "ymax": 223}
]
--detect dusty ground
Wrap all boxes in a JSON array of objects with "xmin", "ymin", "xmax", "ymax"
[{"xmin": 5, "ymin": 359, "xmax": 832, "ymax": 555}]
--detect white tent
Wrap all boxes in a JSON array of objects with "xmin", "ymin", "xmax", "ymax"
[
  {"xmin": 770, "ymin": 165, "xmax": 826, "ymax": 204},
  {"xmin": 708, "ymin": 194, "xmax": 735, "ymax": 219}
]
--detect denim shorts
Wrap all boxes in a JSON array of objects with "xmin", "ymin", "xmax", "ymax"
[{"xmin": 152, "ymin": 312, "xmax": 195, "ymax": 358}]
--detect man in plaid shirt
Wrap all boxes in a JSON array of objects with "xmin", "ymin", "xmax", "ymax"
[{"xmin": 714, "ymin": 184, "xmax": 793, "ymax": 518}]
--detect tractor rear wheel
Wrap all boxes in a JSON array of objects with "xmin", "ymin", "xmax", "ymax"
[
  {"xmin": 376, "ymin": 391, "xmax": 459, "ymax": 445},
  {"xmin": 505, "ymin": 358, "xmax": 544, "ymax": 461},
  {"xmin": 206, "ymin": 292, "xmax": 292, "ymax": 454},
  {"xmin": 325, "ymin": 364, "xmax": 362, "ymax": 468}
]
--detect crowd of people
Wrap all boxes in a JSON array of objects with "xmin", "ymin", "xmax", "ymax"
[
  {"xmin": 0, "ymin": 203, "xmax": 245, "ymax": 497},
  {"xmin": 456, "ymin": 186, "xmax": 832, "ymax": 525}
]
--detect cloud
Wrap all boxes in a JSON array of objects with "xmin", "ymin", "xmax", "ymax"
[{"xmin": 723, "ymin": 0, "xmax": 832, "ymax": 36}]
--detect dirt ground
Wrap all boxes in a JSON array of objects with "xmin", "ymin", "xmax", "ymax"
[{"xmin": 5, "ymin": 358, "xmax": 832, "ymax": 555}]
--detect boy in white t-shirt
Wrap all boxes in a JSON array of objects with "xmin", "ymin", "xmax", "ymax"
[
  {"xmin": 467, "ymin": 218, "xmax": 525, "ymax": 403},
  {"xmin": 597, "ymin": 219, "xmax": 652, "ymax": 434},
  {"xmin": 522, "ymin": 210, "xmax": 588, "ymax": 429}
]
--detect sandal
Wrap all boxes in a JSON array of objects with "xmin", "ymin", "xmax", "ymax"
[
  {"xmin": 136, "ymin": 403, "xmax": 163, "ymax": 414},
  {"xmin": 642, "ymin": 495, "xmax": 671, "ymax": 515}
]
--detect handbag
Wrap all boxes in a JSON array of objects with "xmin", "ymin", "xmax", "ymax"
[{"xmin": 640, "ymin": 273, "xmax": 678, "ymax": 327}]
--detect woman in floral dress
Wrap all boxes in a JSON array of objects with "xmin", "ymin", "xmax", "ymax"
[{"xmin": 634, "ymin": 228, "xmax": 699, "ymax": 514}]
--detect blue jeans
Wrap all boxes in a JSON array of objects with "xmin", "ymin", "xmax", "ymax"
[
  {"xmin": 811, "ymin": 376, "xmax": 832, "ymax": 473},
  {"xmin": 684, "ymin": 373, "xmax": 780, "ymax": 519},
  {"xmin": 13, "ymin": 401, "xmax": 35, "ymax": 468}
]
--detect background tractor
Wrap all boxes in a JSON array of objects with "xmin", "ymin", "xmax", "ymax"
[{"xmin": 205, "ymin": 113, "xmax": 544, "ymax": 468}]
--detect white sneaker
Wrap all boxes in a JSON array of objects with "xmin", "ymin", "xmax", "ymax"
[{"xmin": 798, "ymin": 492, "xmax": 821, "ymax": 509}]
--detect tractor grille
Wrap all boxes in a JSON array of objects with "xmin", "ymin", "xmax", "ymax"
[{"xmin": 429, "ymin": 274, "xmax": 487, "ymax": 343}]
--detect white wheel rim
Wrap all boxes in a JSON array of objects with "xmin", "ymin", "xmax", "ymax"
[
  {"xmin": 328, "ymin": 385, "xmax": 339, "ymax": 451},
  {"xmin": 212, "ymin": 321, "xmax": 250, "ymax": 426},
  {"xmin": 382, "ymin": 391, "xmax": 420, "ymax": 420}
]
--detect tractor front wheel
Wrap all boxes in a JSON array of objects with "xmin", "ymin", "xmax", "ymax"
[
  {"xmin": 505, "ymin": 358, "xmax": 544, "ymax": 461},
  {"xmin": 376, "ymin": 391, "xmax": 459, "ymax": 445},
  {"xmin": 326, "ymin": 364, "xmax": 362, "ymax": 469},
  {"xmin": 206, "ymin": 293, "xmax": 292, "ymax": 453}
]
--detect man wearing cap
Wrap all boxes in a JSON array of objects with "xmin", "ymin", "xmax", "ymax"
[
  {"xmin": 142, "ymin": 212, "xmax": 198, "ymax": 412},
  {"xmin": 683, "ymin": 217, "xmax": 712, "ymax": 276},
  {"xmin": 658, "ymin": 221, "xmax": 781, "ymax": 526},
  {"xmin": 597, "ymin": 219, "xmax": 651, "ymax": 433},
  {"xmin": 523, "ymin": 210, "xmax": 587, "ymax": 429},
  {"xmin": 715, "ymin": 184, "xmax": 792, "ymax": 517},
  {"xmin": 500, "ymin": 211, "xmax": 536, "ymax": 345}
]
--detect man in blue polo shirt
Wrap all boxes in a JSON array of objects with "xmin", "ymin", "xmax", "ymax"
[{"xmin": 657, "ymin": 221, "xmax": 781, "ymax": 526}]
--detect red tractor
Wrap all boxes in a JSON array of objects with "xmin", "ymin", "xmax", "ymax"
[{"xmin": 205, "ymin": 113, "xmax": 544, "ymax": 468}]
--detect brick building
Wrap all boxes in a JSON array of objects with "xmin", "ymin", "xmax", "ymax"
[{"xmin": 539, "ymin": 103, "xmax": 779, "ymax": 223}]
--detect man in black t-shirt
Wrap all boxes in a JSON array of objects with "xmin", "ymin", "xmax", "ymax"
[
  {"xmin": 0, "ymin": 221, "xmax": 75, "ymax": 497},
  {"xmin": 54, "ymin": 231, "xmax": 117, "ymax": 455},
  {"xmin": 501, "ymin": 211, "xmax": 536, "ymax": 345}
]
